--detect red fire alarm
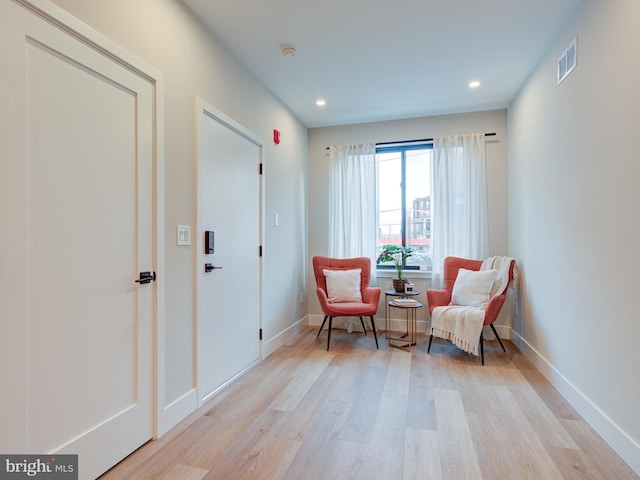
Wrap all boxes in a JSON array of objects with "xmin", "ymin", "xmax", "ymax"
[{"xmin": 273, "ymin": 129, "xmax": 281, "ymax": 145}]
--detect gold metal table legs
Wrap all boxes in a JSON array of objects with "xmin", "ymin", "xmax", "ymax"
[{"xmin": 386, "ymin": 300, "xmax": 422, "ymax": 352}]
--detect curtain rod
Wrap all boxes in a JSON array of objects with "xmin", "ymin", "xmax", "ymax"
[
  {"xmin": 376, "ymin": 132, "xmax": 496, "ymax": 146},
  {"xmin": 325, "ymin": 132, "xmax": 496, "ymax": 150}
]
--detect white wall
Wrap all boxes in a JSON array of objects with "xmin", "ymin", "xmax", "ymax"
[
  {"xmin": 508, "ymin": 0, "xmax": 640, "ymax": 473},
  {"xmin": 307, "ymin": 110, "xmax": 509, "ymax": 326},
  {"xmin": 50, "ymin": 0, "xmax": 308, "ymax": 431}
]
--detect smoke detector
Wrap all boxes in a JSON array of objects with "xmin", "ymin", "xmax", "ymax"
[{"xmin": 281, "ymin": 44, "xmax": 298, "ymax": 57}]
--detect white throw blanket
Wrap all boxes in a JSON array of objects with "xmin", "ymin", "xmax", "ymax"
[
  {"xmin": 430, "ymin": 256, "xmax": 516, "ymax": 356},
  {"xmin": 430, "ymin": 305, "xmax": 485, "ymax": 355},
  {"xmin": 482, "ymin": 255, "xmax": 517, "ymax": 298}
]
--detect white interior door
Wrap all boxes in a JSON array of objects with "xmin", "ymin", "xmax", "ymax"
[
  {"xmin": 0, "ymin": 2, "xmax": 157, "ymax": 479},
  {"xmin": 196, "ymin": 99, "xmax": 262, "ymax": 403}
]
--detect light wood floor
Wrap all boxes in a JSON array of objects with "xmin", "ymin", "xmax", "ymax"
[{"xmin": 100, "ymin": 327, "xmax": 639, "ymax": 480}]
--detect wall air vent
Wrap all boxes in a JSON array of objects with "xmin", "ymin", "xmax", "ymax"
[{"xmin": 558, "ymin": 37, "xmax": 577, "ymax": 85}]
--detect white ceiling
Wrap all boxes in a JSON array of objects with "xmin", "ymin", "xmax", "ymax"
[{"xmin": 182, "ymin": 0, "xmax": 582, "ymax": 128}]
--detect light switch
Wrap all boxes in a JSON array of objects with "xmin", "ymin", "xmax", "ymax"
[
  {"xmin": 177, "ymin": 225, "xmax": 191, "ymax": 246},
  {"xmin": 274, "ymin": 213, "xmax": 279, "ymax": 227}
]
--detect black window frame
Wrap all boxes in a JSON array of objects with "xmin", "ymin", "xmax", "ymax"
[{"xmin": 375, "ymin": 142, "xmax": 433, "ymax": 271}]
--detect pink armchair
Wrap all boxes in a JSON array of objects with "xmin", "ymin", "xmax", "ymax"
[
  {"xmin": 313, "ymin": 256, "xmax": 380, "ymax": 351},
  {"xmin": 427, "ymin": 256, "xmax": 515, "ymax": 364}
]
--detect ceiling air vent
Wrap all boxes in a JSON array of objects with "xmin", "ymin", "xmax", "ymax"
[{"xmin": 558, "ymin": 37, "xmax": 577, "ymax": 85}]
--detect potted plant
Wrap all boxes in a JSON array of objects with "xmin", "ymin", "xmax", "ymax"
[{"xmin": 376, "ymin": 245, "xmax": 414, "ymax": 292}]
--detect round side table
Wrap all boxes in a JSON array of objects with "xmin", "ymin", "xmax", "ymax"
[
  {"xmin": 386, "ymin": 297, "xmax": 423, "ymax": 352},
  {"xmin": 384, "ymin": 289, "xmax": 420, "ymax": 335}
]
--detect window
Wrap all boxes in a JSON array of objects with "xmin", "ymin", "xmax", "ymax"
[{"xmin": 376, "ymin": 143, "xmax": 433, "ymax": 271}]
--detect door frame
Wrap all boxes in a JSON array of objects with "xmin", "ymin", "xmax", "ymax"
[
  {"xmin": 194, "ymin": 97, "xmax": 265, "ymax": 405},
  {"xmin": 15, "ymin": 0, "xmax": 167, "ymax": 438}
]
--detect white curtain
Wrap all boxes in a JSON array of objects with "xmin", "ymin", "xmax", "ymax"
[
  {"xmin": 328, "ymin": 143, "xmax": 378, "ymax": 281},
  {"xmin": 431, "ymin": 133, "xmax": 489, "ymax": 287}
]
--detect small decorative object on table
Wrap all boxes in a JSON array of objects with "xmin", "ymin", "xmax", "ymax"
[{"xmin": 393, "ymin": 297, "xmax": 417, "ymax": 306}]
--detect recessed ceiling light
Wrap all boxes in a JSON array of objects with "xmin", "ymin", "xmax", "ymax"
[
  {"xmin": 316, "ymin": 99, "xmax": 326, "ymax": 106},
  {"xmin": 469, "ymin": 81, "xmax": 481, "ymax": 88}
]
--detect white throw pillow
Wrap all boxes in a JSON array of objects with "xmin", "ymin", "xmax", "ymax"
[
  {"xmin": 323, "ymin": 268, "xmax": 362, "ymax": 303},
  {"xmin": 450, "ymin": 268, "xmax": 497, "ymax": 307}
]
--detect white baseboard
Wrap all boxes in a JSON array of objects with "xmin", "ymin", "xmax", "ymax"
[
  {"xmin": 200, "ymin": 359, "xmax": 260, "ymax": 406},
  {"xmin": 263, "ymin": 316, "xmax": 310, "ymax": 357},
  {"xmin": 156, "ymin": 388, "xmax": 198, "ymax": 437},
  {"xmin": 492, "ymin": 323, "xmax": 513, "ymax": 340},
  {"xmin": 510, "ymin": 329, "xmax": 640, "ymax": 476},
  {"xmin": 308, "ymin": 314, "xmax": 516, "ymax": 338},
  {"xmin": 308, "ymin": 313, "xmax": 438, "ymax": 335},
  {"xmin": 307, "ymin": 313, "xmax": 325, "ymax": 327}
]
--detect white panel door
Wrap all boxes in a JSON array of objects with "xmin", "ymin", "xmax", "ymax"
[
  {"xmin": 0, "ymin": 2, "xmax": 156, "ymax": 479},
  {"xmin": 196, "ymin": 100, "xmax": 262, "ymax": 402}
]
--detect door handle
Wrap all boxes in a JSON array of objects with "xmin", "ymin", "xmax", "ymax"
[
  {"xmin": 204, "ymin": 263, "xmax": 223, "ymax": 273},
  {"xmin": 135, "ymin": 271, "xmax": 156, "ymax": 284}
]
